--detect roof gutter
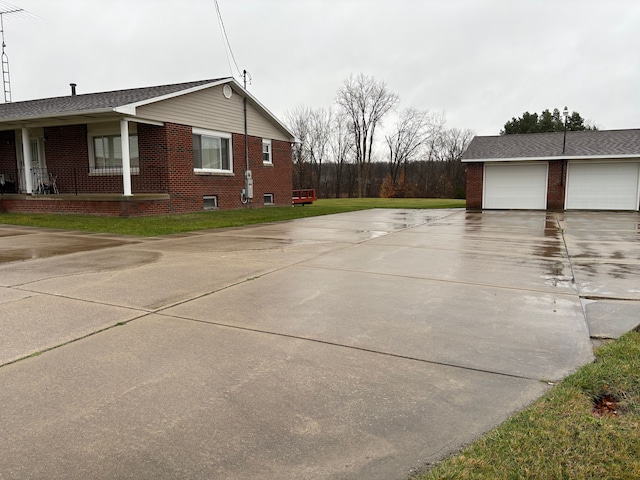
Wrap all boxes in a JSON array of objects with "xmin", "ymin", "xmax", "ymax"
[{"xmin": 461, "ymin": 154, "xmax": 640, "ymax": 163}]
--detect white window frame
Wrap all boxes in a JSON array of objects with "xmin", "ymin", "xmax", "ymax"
[
  {"xmin": 203, "ymin": 195, "xmax": 218, "ymax": 210},
  {"xmin": 88, "ymin": 123, "xmax": 139, "ymax": 175},
  {"xmin": 262, "ymin": 139, "xmax": 272, "ymax": 165},
  {"xmin": 193, "ymin": 127, "xmax": 233, "ymax": 174},
  {"xmin": 263, "ymin": 193, "xmax": 274, "ymax": 205}
]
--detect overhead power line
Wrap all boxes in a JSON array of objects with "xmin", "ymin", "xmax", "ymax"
[{"xmin": 213, "ymin": 0, "xmax": 242, "ymax": 80}]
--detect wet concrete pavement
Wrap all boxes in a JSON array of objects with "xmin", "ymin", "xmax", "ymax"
[{"xmin": 0, "ymin": 209, "xmax": 638, "ymax": 479}]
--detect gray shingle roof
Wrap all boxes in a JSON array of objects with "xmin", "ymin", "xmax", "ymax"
[
  {"xmin": 0, "ymin": 78, "xmax": 226, "ymax": 121},
  {"xmin": 461, "ymin": 129, "xmax": 640, "ymax": 161}
]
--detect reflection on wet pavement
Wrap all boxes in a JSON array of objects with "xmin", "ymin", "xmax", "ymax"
[{"xmin": 0, "ymin": 230, "xmax": 138, "ymax": 264}]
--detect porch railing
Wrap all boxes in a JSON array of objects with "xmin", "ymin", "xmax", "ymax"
[
  {"xmin": 0, "ymin": 169, "xmax": 20, "ymax": 193},
  {"xmin": 0, "ymin": 166, "xmax": 169, "ymax": 195}
]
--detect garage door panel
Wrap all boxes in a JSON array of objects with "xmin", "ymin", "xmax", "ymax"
[
  {"xmin": 566, "ymin": 162, "xmax": 640, "ymax": 210},
  {"xmin": 484, "ymin": 163, "xmax": 547, "ymax": 210}
]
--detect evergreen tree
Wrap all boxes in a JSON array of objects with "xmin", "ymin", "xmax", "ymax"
[{"xmin": 501, "ymin": 108, "xmax": 596, "ymax": 134}]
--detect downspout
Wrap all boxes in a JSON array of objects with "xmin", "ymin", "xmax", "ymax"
[
  {"xmin": 244, "ymin": 72, "xmax": 249, "ymax": 173},
  {"xmin": 240, "ymin": 71, "xmax": 253, "ymax": 205}
]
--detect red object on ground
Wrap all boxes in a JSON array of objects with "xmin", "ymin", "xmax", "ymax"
[{"xmin": 292, "ymin": 189, "xmax": 317, "ymax": 205}]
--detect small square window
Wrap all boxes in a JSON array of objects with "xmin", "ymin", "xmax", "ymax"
[
  {"xmin": 262, "ymin": 139, "xmax": 272, "ymax": 164},
  {"xmin": 203, "ymin": 195, "xmax": 218, "ymax": 210},
  {"xmin": 263, "ymin": 193, "xmax": 274, "ymax": 205}
]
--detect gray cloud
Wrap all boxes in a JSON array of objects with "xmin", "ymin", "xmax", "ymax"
[{"xmin": 5, "ymin": 0, "xmax": 640, "ymax": 135}]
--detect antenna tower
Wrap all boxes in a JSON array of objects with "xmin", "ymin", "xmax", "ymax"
[
  {"xmin": 0, "ymin": 2, "xmax": 38, "ymax": 103},
  {"xmin": 0, "ymin": 8, "xmax": 20, "ymax": 103}
]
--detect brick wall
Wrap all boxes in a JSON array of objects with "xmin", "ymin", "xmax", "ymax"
[
  {"xmin": 163, "ymin": 123, "xmax": 293, "ymax": 213},
  {"xmin": 0, "ymin": 130, "xmax": 17, "ymax": 170},
  {"xmin": 465, "ymin": 162, "xmax": 483, "ymax": 209},
  {"xmin": 1, "ymin": 121, "xmax": 293, "ymax": 216},
  {"xmin": 0, "ymin": 130, "xmax": 18, "ymax": 189},
  {"xmin": 546, "ymin": 159, "xmax": 566, "ymax": 210}
]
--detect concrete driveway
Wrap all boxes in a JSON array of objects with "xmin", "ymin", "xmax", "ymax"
[{"xmin": 0, "ymin": 209, "xmax": 638, "ymax": 479}]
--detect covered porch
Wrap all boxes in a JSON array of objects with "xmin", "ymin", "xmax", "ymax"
[{"xmin": 0, "ymin": 116, "xmax": 174, "ymax": 216}]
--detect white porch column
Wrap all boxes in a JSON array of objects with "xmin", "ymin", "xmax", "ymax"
[
  {"xmin": 120, "ymin": 119, "xmax": 132, "ymax": 196},
  {"xmin": 21, "ymin": 128, "xmax": 33, "ymax": 194}
]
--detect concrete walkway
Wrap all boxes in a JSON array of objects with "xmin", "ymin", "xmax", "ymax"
[{"xmin": 0, "ymin": 209, "xmax": 638, "ymax": 479}]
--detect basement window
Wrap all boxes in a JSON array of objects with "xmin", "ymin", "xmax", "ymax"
[
  {"xmin": 203, "ymin": 195, "xmax": 218, "ymax": 210},
  {"xmin": 263, "ymin": 193, "xmax": 274, "ymax": 205}
]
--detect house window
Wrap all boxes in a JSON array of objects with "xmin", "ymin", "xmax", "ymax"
[
  {"xmin": 262, "ymin": 139, "xmax": 272, "ymax": 164},
  {"xmin": 203, "ymin": 195, "xmax": 218, "ymax": 210},
  {"xmin": 263, "ymin": 193, "xmax": 274, "ymax": 205},
  {"xmin": 92, "ymin": 135, "xmax": 139, "ymax": 170},
  {"xmin": 193, "ymin": 128, "xmax": 232, "ymax": 173}
]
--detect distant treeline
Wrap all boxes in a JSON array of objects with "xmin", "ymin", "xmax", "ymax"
[{"xmin": 287, "ymin": 74, "xmax": 473, "ymax": 199}]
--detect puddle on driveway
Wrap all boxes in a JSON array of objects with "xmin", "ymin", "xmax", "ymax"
[{"xmin": 0, "ymin": 234, "xmax": 138, "ymax": 264}]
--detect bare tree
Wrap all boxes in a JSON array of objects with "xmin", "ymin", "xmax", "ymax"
[
  {"xmin": 284, "ymin": 106, "xmax": 312, "ymax": 190},
  {"xmin": 285, "ymin": 106, "xmax": 334, "ymax": 193},
  {"xmin": 385, "ymin": 108, "xmax": 445, "ymax": 184},
  {"xmin": 435, "ymin": 127, "xmax": 475, "ymax": 162},
  {"xmin": 330, "ymin": 113, "xmax": 354, "ymax": 198},
  {"xmin": 336, "ymin": 74, "xmax": 399, "ymax": 197},
  {"xmin": 307, "ymin": 107, "xmax": 333, "ymax": 192}
]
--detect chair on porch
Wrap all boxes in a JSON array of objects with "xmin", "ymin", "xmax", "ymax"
[{"xmin": 32, "ymin": 170, "xmax": 59, "ymax": 194}]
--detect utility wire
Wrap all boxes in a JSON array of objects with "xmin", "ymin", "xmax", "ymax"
[{"xmin": 213, "ymin": 0, "xmax": 242, "ymax": 80}]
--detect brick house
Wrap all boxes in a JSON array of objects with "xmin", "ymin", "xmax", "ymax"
[
  {"xmin": 462, "ymin": 129, "xmax": 640, "ymax": 211},
  {"xmin": 0, "ymin": 78, "xmax": 295, "ymax": 216}
]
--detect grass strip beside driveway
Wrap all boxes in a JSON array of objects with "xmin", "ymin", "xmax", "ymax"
[
  {"xmin": 0, "ymin": 198, "xmax": 464, "ymax": 236},
  {"xmin": 418, "ymin": 330, "xmax": 640, "ymax": 479}
]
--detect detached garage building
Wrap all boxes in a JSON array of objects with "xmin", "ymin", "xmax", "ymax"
[{"xmin": 462, "ymin": 129, "xmax": 640, "ymax": 211}]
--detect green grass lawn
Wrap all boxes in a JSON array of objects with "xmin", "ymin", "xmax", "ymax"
[
  {"xmin": 417, "ymin": 330, "xmax": 640, "ymax": 480},
  {"xmin": 0, "ymin": 198, "xmax": 465, "ymax": 236}
]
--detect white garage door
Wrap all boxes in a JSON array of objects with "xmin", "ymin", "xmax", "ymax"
[
  {"xmin": 566, "ymin": 162, "xmax": 640, "ymax": 210},
  {"xmin": 483, "ymin": 163, "xmax": 548, "ymax": 210}
]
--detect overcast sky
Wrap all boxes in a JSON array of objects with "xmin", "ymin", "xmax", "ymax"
[{"xmin": 4, "ymin": 0, "xmax": 640, "ymax": 136}]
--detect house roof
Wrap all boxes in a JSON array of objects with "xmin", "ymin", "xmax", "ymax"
[
  {"xmin": 0, "ymin": 78, "xmax": 296, "ymax": 141},
  {"xmin": 461, "ymin": 129, "xmax": 640, "ymax": 162},
  {"xmin": 0, "ymin": 79, "xmax": 223, "ymax": 121}
]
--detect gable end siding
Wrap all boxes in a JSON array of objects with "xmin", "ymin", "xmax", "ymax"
[{"xmin": 136, "ymin": 86, "xmax": 291, "ymax": 142}]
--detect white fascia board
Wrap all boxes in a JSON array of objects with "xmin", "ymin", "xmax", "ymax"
[
  {"xmin": 123, "ymin": 116, "xmax": 164, "ymax": 126},
  {"xmin": 0, "ymin": 108, "xmax": 115, "ymax": 124},
  {"xmin": 121, "ymin": 78, "xmax": 234, "ymax": 110},
  {"xmin": 462, "ymin": 154, "xmax": 640, "ymax": 163},
  {"xmin": 113, "ymin": 105, "xmax": 137, "ymax": 116}
]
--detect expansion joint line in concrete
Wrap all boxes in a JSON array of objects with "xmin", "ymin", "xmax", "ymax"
[
  {"xmin": 150, "ymin": 211, "xmax": 468, "ymax": 314},
  {"xmin": 555, "ymin": 213, "xmax": 592, "ymax": 332},
  {"xmin": 0, "ymin": 311, "xmax": 154, "ymax": 369},
  {"xmin": 156, "ymin": 311, "xmax": 544, "ymax": 383},
  {"xmin": 297, "ymin": 262, "xmax": 578, "ymax": 298}
]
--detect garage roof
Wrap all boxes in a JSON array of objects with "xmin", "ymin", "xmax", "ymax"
[{"xmin": 462, "ymin": 129, "xmax": 640, "ymax": 162}]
